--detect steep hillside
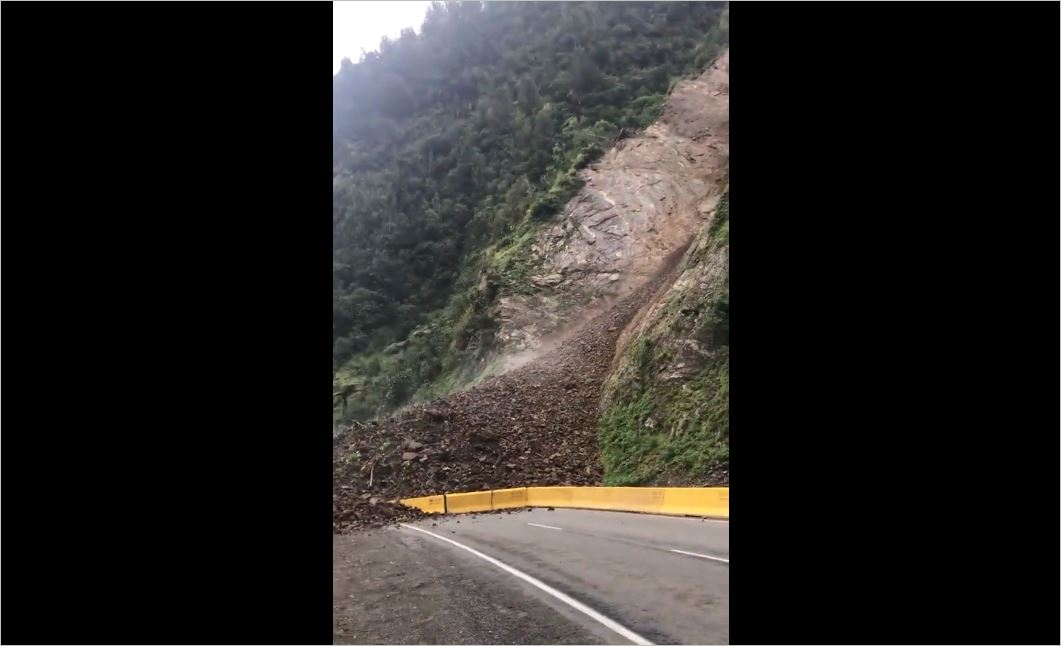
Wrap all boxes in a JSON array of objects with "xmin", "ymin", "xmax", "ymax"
[
  {"xmin": 598, "ymin": 190, "xmax": 729, "ymax": 486},
  {"xmin": 492, "ymin": 51, "xmax": 729, "ymax": 362},
  {"xmin": 332, "ymin": 1, "xmax": 729, "ymax": 424},
  {"xmin": 334, "ymin": 48, "xmax": 729, "ymax": 531}
]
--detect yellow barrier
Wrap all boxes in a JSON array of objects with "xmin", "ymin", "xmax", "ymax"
[
  {"xmin": 398, "ymin": 494, "xmax": 446, "ymax": 514},
  {"xmin": 525, "ymin": 486, "xmax": 576, "ymax": 508},
  {"xmin": 445, "ymin": 490, "xmax": 492, "ymax": 513},
  {"xmin": 491, "ymin": 487, "xmax": 528, "ymax": 509},
  {"xmin": 662, "ymin": 487, "xmax": 728, "ymax": 517},
  {"xmin": 584, "ymin": 487, "xmax": 665, "ymax": 513},
  {"xmin": 527, "ymin": 486, "xmax": 666, "ymax": 513},
  {"xmin": 400, "ymin": 486, "xmax": 728, "ymax": 518}
]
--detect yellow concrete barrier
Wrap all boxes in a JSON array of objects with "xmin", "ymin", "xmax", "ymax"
[
  {"xmin": 661, "ymin": 487, "xmax": 728, "ymax": 517},
  {"xmin": 399, "ymin": 486, "xmax": 729, "ymax": 519},
  {"xmin": 536, "ymin": 486, "xmax": 728, "ymax": 518},
  {"xmin": 579, "ymin": 487, "xmax": 666, "ymax": 514},
  {"xmin": 445, "ymin": 490, "xmax": 492, "ymax": 513},
  {"xmin": 525, "ymin": 486, "xmax": 576, "ymax": 508},
  {"xmin": 491, "ymin": 487, "xmax": 528, "ymax": 509},
  {"xmin": 398, "ymin": 494, "xmax": 446, "ymax": 514},
  {"xmin": 528, "ymin": 486, "xmax": 667, "ymax": 513}
]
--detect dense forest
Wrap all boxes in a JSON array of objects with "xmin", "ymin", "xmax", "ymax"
[{"xmin": 333, "ymin": 1, "xmax": 728, "ymax": 422}]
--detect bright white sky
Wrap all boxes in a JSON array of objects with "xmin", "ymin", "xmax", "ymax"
[{"xmin": 333, "ymin": 1, "xmax": 434, "ymax": 75}]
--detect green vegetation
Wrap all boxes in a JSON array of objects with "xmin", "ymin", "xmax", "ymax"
[
  {"xmin": 333, "ymin": 1, "xmax": 728, "ymax": 421},
  {"xmin": 599, "ymin": 190, "xmax": 729, "ymax": 485},
  {"xmin": 600, "ymin": 363, "xmax": 729, "ymax": 485}
]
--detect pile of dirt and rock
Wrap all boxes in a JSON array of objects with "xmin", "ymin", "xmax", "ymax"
[
  {"xmin": 332, "ymin": 495, "xmax": 427, "ymax": 534},
  {"xmin": 333, "ymin": 248, "xmax": 689, "ymax": 532}
]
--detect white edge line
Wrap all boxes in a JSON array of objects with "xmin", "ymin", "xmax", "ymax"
[
  {"xmin": 670, "ymin": 548, "xmax": 729, "ymax": 564},
  {"xmin": 527, "ymin": 522, "xmax": 564, "ymax": 530},
  {"xmin": 399, "ymin": 523, "xmax": 654, "ymax": 646}
]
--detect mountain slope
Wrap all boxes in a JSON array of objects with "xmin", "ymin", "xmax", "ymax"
[
  {"xmin": 492, "ymin": 51, "xmax": 729, "ymax": 361},
  {"xmin": 332, "ymin": 1, "xmax": 729, "ymax": 423},
  {"xmin": 334, "ymin": 48, "xmax": 729, "ymax": 531}
]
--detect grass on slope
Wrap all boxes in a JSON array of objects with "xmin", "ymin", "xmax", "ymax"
[{"xmin": 599, "ymin": 192, "xmax": 729, "ymax": 485}]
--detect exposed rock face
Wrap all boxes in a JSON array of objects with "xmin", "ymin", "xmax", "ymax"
[{"xmin": 496, "ymin": 51, "xmax": 729, "ymax": 356}]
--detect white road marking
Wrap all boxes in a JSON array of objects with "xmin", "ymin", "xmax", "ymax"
[
  {"xmin": 399, "ymin": 523, "xmax": 654, "ymax": 646},
  {"xmin": 527, "ymin": 522, "xmax": 564, "ymax": 530},
  {"xmin": 669, "ymin": 548, "xmax": 729, "ymax": 563}
]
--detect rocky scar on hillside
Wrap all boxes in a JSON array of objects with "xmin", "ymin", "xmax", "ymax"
[{"xmin": 494, "ymin": 51, "xmax": 729, "ymax": 358}]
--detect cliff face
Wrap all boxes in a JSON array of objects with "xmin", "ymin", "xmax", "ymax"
[{"xmin": 492, "ymin": 51, "xmax": 730, "ymax": 361}]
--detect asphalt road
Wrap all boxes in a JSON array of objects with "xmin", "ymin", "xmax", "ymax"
[
  {"xmin": 334, "ymin": 508, "xmax": 727, "ymax": 644},
  {"xmin": 334, "ymin": 522, "xmax": 603, "ymax": 645},
  {"xmin": 381, "ymin": 508, "xmax": 727, "ymax": 644}
]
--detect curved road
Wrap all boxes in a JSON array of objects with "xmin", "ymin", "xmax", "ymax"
[{"xmin": 333, "ymin": 508, "xmax": 728, "ymax": 644}]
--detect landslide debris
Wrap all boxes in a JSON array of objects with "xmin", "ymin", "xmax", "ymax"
[{"xmin": 333, "ymin": 247, "xmax": 687, "ymax": 532}]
